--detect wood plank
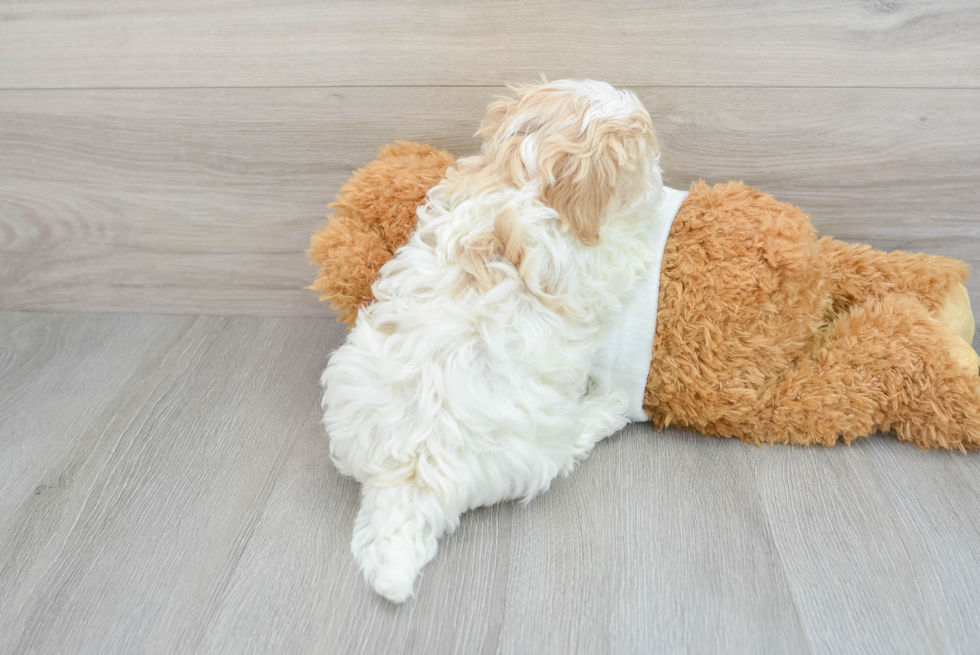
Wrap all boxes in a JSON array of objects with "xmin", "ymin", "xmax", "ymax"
[
  {"xmin": 2, "ymin": 87, "xmax": 978, "ymax": 317},
  {"xmin": 492, "ymin": 428, "xmax": 811, "ymax": 655},
  {"xmin": 0, "ymin": 312, "xmax": 187, "ymax": 519},
  {"xmin": 0, "ymin": 312, "xmax": 347, "ymax": 654},
  {"xmin": 1, "ymin": 1, "xmax": 979, "ymax": 88},
  {"xmin": 751, "ymin": 438, "xmax": 980, "ymax": 654}
]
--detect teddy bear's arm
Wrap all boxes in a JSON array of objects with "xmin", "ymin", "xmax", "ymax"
[{"xmin": 308, "ymin": 142, "xmax": 455, "ymax": 326}]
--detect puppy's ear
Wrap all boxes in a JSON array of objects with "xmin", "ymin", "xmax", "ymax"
[
  {"xmin": 537, "ymin": 124, "xmax": 652, "ymax": 247},
  {"xmin": 537, "ymin": 143, "xmax": 609, "ymax": 247}
]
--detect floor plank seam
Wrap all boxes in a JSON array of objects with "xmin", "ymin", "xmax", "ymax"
[{"xmin": 1, "ymin": 84, "xmax": 979, "ymax": 92}]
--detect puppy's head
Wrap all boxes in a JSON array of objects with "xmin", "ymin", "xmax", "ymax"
[{"xmin": 478, "ymin": 79, "xmax": 661, "ymax": 246}]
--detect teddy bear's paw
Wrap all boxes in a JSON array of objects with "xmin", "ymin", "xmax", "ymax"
[
  {"xmin": 937, "ymin": 283, "xmax": 976, "ymax": 345},
  {"xmin": 942, "ymin": 330, "xmax": 980, "ymax": 377}
]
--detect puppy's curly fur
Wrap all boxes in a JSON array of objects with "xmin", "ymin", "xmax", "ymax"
[
  {"xmin": 310, "ymin": 145, "xmax": 980, "ymax": 452},
  {"xmin": 318, "ymin": 81, "xmax": 663, "ymax": 602}
]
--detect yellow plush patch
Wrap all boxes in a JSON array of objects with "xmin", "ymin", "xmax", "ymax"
[{"xmin": 937, "ymin": 283, "xmax": 976, "ymax": 344}]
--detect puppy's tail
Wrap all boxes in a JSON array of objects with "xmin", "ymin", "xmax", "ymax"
[{"xmin": 351, "ymin": 482, "xmax": 458, "ymax": 603}]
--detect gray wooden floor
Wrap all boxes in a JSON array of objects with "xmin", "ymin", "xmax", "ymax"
[
  {"xmin": 1, "ymin": 311, "xmax": 979, "ymax": 654},
  {"xmin": 3, "ymin": 1, "xmax": 980, "ymax": 653}
]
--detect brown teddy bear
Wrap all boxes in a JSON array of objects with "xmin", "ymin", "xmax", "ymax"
[{"xmin": 310, "ymin": 141, "xmax": 980, "ymax": 450}]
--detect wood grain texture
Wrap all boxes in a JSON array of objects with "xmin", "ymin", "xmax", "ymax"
[
  {"xmin": 750, "ymin": 440, "xmax": 980, "ymax": 654},
  {"xmin": 2, "ymin": 87, "xmax": 979, "ymax": 317},
  {"xmin": 0, "ymin": 312, "xmax": 184, "ymax": 523},
  {"xmin": 0, "ymin": 312, "xmax": 347, "ymax": 654},
  {"xmin": 1, "ymin": 1, "xmax": 979, "ymax": 89},
  {"xmin": 2, "ymin": 312, "xmax": 980, "ymax": 654}
]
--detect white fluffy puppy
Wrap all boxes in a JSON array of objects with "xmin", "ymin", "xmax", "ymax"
[{"xmin": 321, "ymin": 79, "xmax": 663, "ymax": 602}]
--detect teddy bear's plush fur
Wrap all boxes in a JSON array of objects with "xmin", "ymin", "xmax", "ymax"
[
  {"xmin": 310, "ymin": 142, "xmax": 980, "ymax": 450},
  {"xmin": 309, "ymin": 142, "xmax": 455, "ymax": 326},
  {"xmin": 647, "ymin": 182, "xmax": 979, "ymax": 449}
]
